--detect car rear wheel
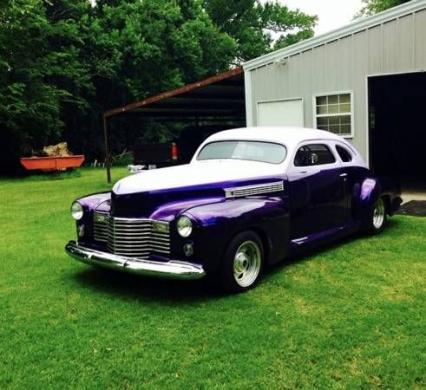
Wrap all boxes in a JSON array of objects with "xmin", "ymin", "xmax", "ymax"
[
  {"xmin": 365, "ymin": 197, "xmax": 387, "ymax": 234},
  {"xmin": 219, "ymin": 231, "xmax": 263, "ymax": 293}
]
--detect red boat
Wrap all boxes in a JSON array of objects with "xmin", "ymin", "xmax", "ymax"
[{"xmin": 20, "ymin": 155, "xmax": 85, "ymax": 172}]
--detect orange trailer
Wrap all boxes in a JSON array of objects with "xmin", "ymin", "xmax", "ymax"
[{"xmin": 20, "ymin": 155, "xmax": 85, "ymax": 172}]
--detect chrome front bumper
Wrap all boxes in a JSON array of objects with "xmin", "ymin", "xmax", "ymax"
[{"xmin": 65, "ymin": 241, "xmax": 206, "ymax": 280}]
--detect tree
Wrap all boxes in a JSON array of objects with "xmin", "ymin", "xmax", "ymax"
[
  {"xmin": 67, "ymin": 0, "xmax": 237, "ymax": 157},
  {"xmin": 203, "ymin": 0, "xmax": 317, "ymax": 62},
  {"xmin": 0, "ymin": 0, "xmax": 94, "ymax": 172},
  {"xmin": 359, "ymin": 0, "xmax": 411, "ymax": 15},
  {"xmin": 0, "ymin": 0, "xmax": 236, "ymax": 172}
]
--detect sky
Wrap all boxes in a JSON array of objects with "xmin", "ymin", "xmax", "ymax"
[{"xmin": 275, "ymin": 0, "xmax": 364, "ymax": 35}]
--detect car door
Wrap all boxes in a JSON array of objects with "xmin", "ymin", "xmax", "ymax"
[
  {"xmin": 334, "ymin": 142, "xmax": 356, "ymax": 217},
  {"xmin": 287, "ymin": 142, "xmax": 347, "ymax": 239}
]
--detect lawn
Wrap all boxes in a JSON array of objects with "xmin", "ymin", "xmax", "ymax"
[{"xmin": 0, "ymin": 168, "xmax": 425, "ymax": 389}]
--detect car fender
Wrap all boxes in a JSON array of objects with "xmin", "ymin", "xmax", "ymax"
[
  {"xmin": 76, "ymin": 191, "xmax": 111, "ymax": 212},
  {"xmin": 358, "ymin": 178, "xmax": 381, "ymax": 205},
  {"xmin": 353, "ymin": 178, "xmax": 383, "ymax": 225},
  {"xmin": 182, "ymin": 197, "xmax": 290, "ymax": 270},
  {"xmin": 73, "ymin": 192, "xmax": 111, "ymax": 243}
]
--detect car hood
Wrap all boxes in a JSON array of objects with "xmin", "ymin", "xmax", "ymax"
[{"xmin": 112, "ymin": 160, "xmax": 284, "ymax": 195}]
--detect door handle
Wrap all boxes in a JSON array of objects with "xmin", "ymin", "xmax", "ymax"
[{"xmin": 340, "ymin": 173, "xmax": 348, "ymax": 178}]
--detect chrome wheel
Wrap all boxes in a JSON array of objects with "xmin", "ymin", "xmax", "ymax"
[
  {"xmin": 373, "ymin": 198, "xmax": 385, "ymax": 229},
  {"xmin": 233, "ymin": 240, "xmax": 261, "ymax": 288}
]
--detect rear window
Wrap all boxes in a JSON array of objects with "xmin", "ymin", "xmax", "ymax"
[{"xmin": 197, "ymin": 141, "xmax": 287, "ymax": 164}]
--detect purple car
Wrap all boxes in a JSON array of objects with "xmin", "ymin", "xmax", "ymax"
[{"xmin": 66, "ymin": 127, "xmax": 402, "ymax": 292}]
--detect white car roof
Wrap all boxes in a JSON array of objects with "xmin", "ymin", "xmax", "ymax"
[
  {"xmin": 193, "ymin": 126, "xmax": 366, "ymax": 168},
  {"xmin": 204, "ymin": 127, "xmax": 344, "ymax": 148}
]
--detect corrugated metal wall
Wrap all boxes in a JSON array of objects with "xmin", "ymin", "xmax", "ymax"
[{"xmin": 247, "ymin": 9, "xmax": 426, "ymax": 160}]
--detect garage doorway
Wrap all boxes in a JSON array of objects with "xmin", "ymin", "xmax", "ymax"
[
  {"xmin": 368, "ymin": 72, "xmax": 426, "ymax": 191},
  {"xmin": 257, "ymin": 98, "xmax": 304, "ymax": 127}
]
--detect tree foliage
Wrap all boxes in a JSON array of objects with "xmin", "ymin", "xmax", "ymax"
[
  {"xmin": 0, "ymin": 0, "xmax": 94, "ymax": 170},
  {"xmin": 0, "ymin": 0, "xmax": 315, "ymax": 173},
  {"xmin": 359, "ymin": 0, "xmax": 411, "ymax": 15},
  {"xmin": 203, "ymin": 0, "xmax": 317, "ymax": 61}
]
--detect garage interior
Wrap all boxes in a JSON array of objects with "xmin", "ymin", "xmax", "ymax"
[{"xmin": 368, "ymin": 72, "xmax": 426, "ymax": 192}]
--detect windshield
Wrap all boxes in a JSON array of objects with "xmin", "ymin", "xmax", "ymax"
[{"xmin": 197, "ymin": 141, "xmax": 287, "ymax": 164}]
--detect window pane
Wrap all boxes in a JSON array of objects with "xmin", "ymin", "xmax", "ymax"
[
  {"xmin": 317, "ymin": 106, "xmax": 328, "ymax": 115},
  {"xmin": 340, "ymin": 115, "xmax": 351, "ymax": 125},
  {"xmin": 317, "ymin": 96, "xmax": 327, "ymax": 106},
  {"xmin": 329, "ymin": 125, "xmax": 340, "ymax": 134},
  {"xmin": 336, "ymin": 145, "xmax": 352, "ymax": 162},
  {"xmin": 317, "ymin": 117, "xmax": 328, "ymax": 126},
  {"xmin": 328, "ymin": 104, "xmax": 339, "ymax": 114},
  {"xmin": 341, "ymin": 124, "xmax": 351, "ymax": 135},
  {"xmin": 328, "ymin": 95, "xmax": 339, "ymax": 104},
  {"xmin": 339, "ymin": 94, "xmax": 350, "ymax": 103},
  {"xmin": 317, "ymin": 105, "xmax": 328, "ymax": 115},
  {"xmin": 197, "ymin": 141, "xmax": 287, "ymax": 164},
  {"xmin": 294, "ymin": 144, "xmax": 336, "ymax": 166},
  {"xmin": 329, "ymin": 116, "xmax": 340, "ymax": 125},
  {"xmin": 197, "ymin": 141, "xmax": 237, "ymax": 160},
  {"xmin": 339, "ymin": 103, "xmax": 351, "ymax": 113}
]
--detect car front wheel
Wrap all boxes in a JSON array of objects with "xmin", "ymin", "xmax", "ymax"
[{"xmin": 219, "ymin": 231, "xmax": 263, "ymax": 293}]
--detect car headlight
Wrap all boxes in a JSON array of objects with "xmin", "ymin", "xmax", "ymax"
[
  {"xmin": 71, "ymin": 202, "xmax": 84, "ymax": 220},
  {"xmin": 177, "ymin": 215, "xmax": 193, "ymax": 237}
]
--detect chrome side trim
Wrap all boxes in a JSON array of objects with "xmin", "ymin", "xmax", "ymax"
[
  {"xmin": 65, "ymin": 241, "xmax": 206, "ymax": 280},
  {"xmin": 225, "ymin": 181, "xmax": 284, "ymax": 199}
]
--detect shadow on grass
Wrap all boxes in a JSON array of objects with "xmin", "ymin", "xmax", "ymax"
[
  {"xmin": 72, "ymin": 217, "xmax": 403, "ymax": 302},
  {"xmin": 73, "ymin": 266, "xmax": 225, "ymax": 304},
  {"xmin": 265, "ymin": 216, "xmax": 403, "ymax": 279}
]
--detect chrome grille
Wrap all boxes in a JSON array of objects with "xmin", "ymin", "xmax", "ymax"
[
  {"xmin": 93, "ymin": 212, "xmax": 109, "ymax": 242},
  {"xmin": 225, "ymin": 181, "xmax": 284, "ymax": 199},
  {"xmin": 93, "ymin": 213, "xmax": 170, "ymax": 258}
]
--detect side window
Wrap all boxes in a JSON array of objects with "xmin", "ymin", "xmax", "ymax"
[
  {"xmin": 335, "ymin": 145, "xmax": 353, "ymax": 162},
  {"xmin": 294, "ymin": 144, "xmax": 336, "ymax": 167}
]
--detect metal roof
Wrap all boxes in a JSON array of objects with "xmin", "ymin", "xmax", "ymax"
[
  {"xmin": 244, "ymin": 0, "xmax": 426, "ymax": 71},
  {"xmin": 104, "ymin": 67, "xmax": 245, "ymax": 120}
]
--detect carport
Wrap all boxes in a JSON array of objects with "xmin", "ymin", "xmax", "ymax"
[
  {"xmin": 368, "ymin": 71, "xmax": 426, "ymax": 191},
  {"xmin": 102, "ymin": 67, "xmax": 245, "ymax": 182}
]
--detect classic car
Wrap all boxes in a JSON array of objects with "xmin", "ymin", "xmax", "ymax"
[{"xmin": 65, "ymin": 127, "xmax": 402, "ymax": 292}]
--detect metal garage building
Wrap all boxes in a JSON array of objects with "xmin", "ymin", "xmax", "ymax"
[{"xmin": 243, "ymin": 0, "xmax": 426, "ymax": 185}]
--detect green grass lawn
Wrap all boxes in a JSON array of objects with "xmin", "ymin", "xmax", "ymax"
[{"xmin": 0, "ymin": 168, "xmax": 425, "ymax": 389}]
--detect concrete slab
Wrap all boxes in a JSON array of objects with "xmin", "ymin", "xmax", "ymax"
[{"xmin": 402, "ymin": 192, "xmax": 426, "ymax": 204}]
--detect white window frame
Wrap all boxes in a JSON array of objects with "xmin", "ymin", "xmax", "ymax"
[{"xmin": 312, "ymin": 91, "xmax": 354, "ymax": 139}]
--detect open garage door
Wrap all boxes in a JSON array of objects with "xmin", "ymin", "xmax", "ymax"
[
  {"xmin": 257, "ymin": 99, "xmax": 304, "ymax": 127},
  {"xmin": 368, "ymin": 72, "xmax": 426, "ymax": 190}
]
